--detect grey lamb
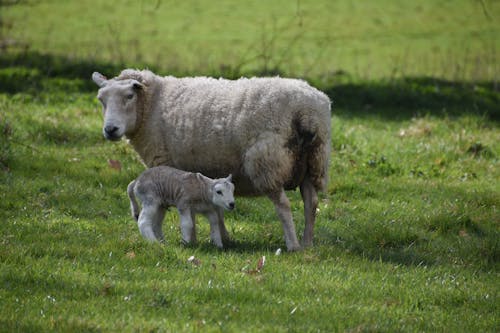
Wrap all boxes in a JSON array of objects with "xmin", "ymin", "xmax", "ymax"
[{"xmin": 127, "ymin": 165, "xmax": 235, "ymax": 248}]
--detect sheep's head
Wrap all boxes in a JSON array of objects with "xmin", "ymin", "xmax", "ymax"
[
  {"xmin": 211, "ymin": 174, "xmax": 235, "ymax": 211},
  {"xmin": 92, "ymin": 72, "xmax": 145, "ymax": 141}
]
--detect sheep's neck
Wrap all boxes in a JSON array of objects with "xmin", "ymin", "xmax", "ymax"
[
  {"xmin": 128, "ymin": 120, "xmax": 168, "ymax": 168},
  {"xmin": 126, "ymin": 92, "xmax": 169, "ymax": 167}
]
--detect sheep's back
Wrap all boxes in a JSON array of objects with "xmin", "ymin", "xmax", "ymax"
[{"xmin": 152, "ymin": 76, "xmax": 330, "ymax": 191}]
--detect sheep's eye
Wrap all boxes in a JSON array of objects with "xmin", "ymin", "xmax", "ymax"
[
  {"xmin": 216, "ymin": 190, "xmax": 223, "ymax": 195},
  {"xmin": 126, "ymin": 93, "xmax": 134, "ymax": 100}
]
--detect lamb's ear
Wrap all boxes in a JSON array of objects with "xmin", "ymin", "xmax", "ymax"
[
  {"xmin": 92, "ymin": 72, "xmax": 107, "ymax": 87},
  {"xmin": 196, "ymin": 172, "xmax": 211, "ymax": 183},
  {"xmin": 226, "ymin": 174, "xmax": 232, "ymax": 182},
  {"xmin": 131, "ymin": 79, "xmax": 145, "ymax": 90}
]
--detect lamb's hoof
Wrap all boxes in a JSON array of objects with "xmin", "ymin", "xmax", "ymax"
[
  {"xmin": 212, "ymin": 241, "xmax": 224, "ymax": 249},
  {"xmin": 181, "ymin": 240, "xmax": 197, "ymax": 248},
  {"xmin": 221, "ymin": 238, "xmax": 236, "ymax": 250}
]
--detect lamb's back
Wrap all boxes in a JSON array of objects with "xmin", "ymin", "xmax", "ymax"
[{"xmin": 136, "ymin": 166, "xmax": 204, "ymax": 208}]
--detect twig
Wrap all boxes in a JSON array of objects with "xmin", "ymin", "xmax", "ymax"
[{"xmin": 478, "ymin": 0, "xmax": 492, "ymax": 20}]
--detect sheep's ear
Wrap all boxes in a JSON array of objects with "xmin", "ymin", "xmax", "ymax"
[
  {"xmin": 226, "ymin": 174, "xmax": 232, "ymax": 182},
  {"xmin": 131, "ymin": 80, "xmax": 145, "ymax": 90},
  {"xmin": 92, "ymin": 72, "xmax": 107, "ymax": 87}
]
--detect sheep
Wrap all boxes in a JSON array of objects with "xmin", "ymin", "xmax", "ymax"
[
  {"xmin": 127, "ymin": 165, "xmax": 235, "ymax": 248},
  {"xmin": 92, "ymin": 69, "xmax": 331, "ymax": 251}
]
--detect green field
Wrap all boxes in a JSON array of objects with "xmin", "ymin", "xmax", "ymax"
[
  {"xmin": 2, "ymin": 0, "xmax": 499, "ymax": 80},
  {"xmin": 1, "ymin": 1, "xmax": 499, "ymax": 332}
]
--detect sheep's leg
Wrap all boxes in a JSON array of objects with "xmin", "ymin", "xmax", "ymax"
[
  {"xmin": 216, "ymin": 207, "xmax": 231, "ymax": 243},
  {"xmin": 137, "ymin": 204, "xmax": 162, "ymax": 242},
  {"xmin": 206, "ymin": 211, "xmax": 224, "ymax": 248},
  {"xmin": 178, "ymin": 209, "xmax": 196, "ymax": 245},
  {"xmin": 300, "ymin": 177, "xmax": 318, "ymax": 247},
  {"xmin": 268, "ymin": 189, "xmax": 301, "ymax": 251}
]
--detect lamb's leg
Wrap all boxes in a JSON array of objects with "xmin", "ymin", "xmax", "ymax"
[
  {"xmin": 137, "ymin": 204, "xmax": 162, "ymax": 241},
  {"xmin": 178, "ymin": 209, "xmax": 196, "ymax": 245},
  {"xmin": 300, "ymin": 177, "xmax": 319, "ymax": 247},
  {"xmin": 127, "ymin": 180, "xmax": 139, "ymax": 221},
  {"xmin": 152, "ymin": 208, "xmax": 166, "ymax": 242},
  {"xmin": 216, "ymin": 207, "xmax": 231, "ymax": 243},
  {"xmin": 206, "ymin": 211, "xmax": 224, "ymax": 248},
  {"xmin": 190, "ymin": 211, "xmax": 197, "ymax": 243},
  {"xmin": 268, "ymin": 189, "xmax": 301, "ymax": 251}
]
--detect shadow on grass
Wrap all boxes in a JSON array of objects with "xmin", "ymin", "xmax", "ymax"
[
  {"xmin": 0, "ymin": 321, "xmax": 45, "ymax": 333},
  {"xmin": 1, "ymin": 51, "xmax": 499, "ymax": 121},
  {"xmin": 316, "ymin": 180, "xmax": 499, "ymax": 270},
  {"xmin": 0, "ymin": 51, "xmax": 127, "ymax": 93},
  {"xmin": 327, "ymin": 78, "xmax": 499, "ymax": 121}
]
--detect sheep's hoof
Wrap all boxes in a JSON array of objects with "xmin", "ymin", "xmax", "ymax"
[
  {"xmin": 287, "ymin": 244, "xmax": 302, "ymax": 252},
  {"xmin": 301, "ymin": 240, "xmax": 313, "ymax": 248}
]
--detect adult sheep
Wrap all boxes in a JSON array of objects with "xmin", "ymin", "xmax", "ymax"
[{"xmin": 92, "ymin": 69, "xmax": 331, "ymax": 251}]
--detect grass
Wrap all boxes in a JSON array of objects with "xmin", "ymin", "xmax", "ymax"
[
  {"xmin": 1, "ymin": 0, "xmax": 499, "ymax": 80},
  {"xmin": 1, "ymin": 68, "xmax": 498, "ymax": 332},
  {"xmin": 1, "ymin": 1, "xmax": 499, "ymax": 332}
]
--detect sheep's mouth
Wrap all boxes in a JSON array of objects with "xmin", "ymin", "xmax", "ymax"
[
  {"xmin": 103, "ymin": 127, "xmax": 124, "ymax": 141},
  {"xmin": 103, "ymin": 132, "xmax": 123, "ymax": 141}
]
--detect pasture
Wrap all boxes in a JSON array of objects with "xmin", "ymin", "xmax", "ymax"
[{"xmin": 1, "ymin": 1, "xmax": 499, "ymax": 332}]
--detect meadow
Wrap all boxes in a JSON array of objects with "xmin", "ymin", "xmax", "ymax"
[{"xmin": 1, "ymin": 1, "xmax": 499, "ymax": 332}]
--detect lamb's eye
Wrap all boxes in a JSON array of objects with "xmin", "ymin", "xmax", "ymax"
[
  {"xmin": 216, "ymin": 190, "xmax": 223, "ymax": 195},
  {"xmin": 126, "ymin": 93, "xmax": 134, "ymax": 100}
]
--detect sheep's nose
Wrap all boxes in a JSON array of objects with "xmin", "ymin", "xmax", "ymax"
[
  {"xmin": 229, "ymin": 202, "xmax": 235, "ymax": 210},
  {"xmin": 104, "ymin": 125, "xmax": 119, "ymax": 135}
]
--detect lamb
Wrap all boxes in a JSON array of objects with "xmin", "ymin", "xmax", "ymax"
[
  {"xmin": 92, "ymin": 69, "xmax": 331, "ymax": 251},
  {"xmin": 127, "ymin": 165, "xmax": 235, "ymax": 248}
]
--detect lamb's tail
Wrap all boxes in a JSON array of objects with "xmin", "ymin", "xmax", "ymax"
[
  {"xmin": 127, "ymin": 180, "xmax": 140, "ymax": 221},
  {"xmin": 300, "ymin": 96, "xmax": 331, "ymax": 192}
]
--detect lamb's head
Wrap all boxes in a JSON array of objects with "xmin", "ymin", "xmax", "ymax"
[
  {"xmin": 211, "ymin": 174, "xmax": 235, "ymax": 211},
  {"xmin": 92, "ymin": 72, "xmax": 145, "ymax": 141}
]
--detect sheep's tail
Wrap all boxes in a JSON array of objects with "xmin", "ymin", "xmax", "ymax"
[
  {"xmin": 127, "ymin": 180, "xmax": 140, "ymax": 221},
  {"xmin": 302, "ymin": 98, "xmax": 331, "ymax": 192}
]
